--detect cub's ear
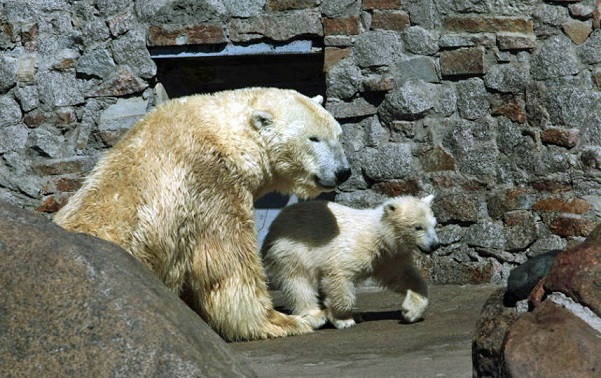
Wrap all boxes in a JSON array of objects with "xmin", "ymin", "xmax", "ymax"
[
  {"xmin": 385, "ymin": 203, "xmax": 396, "ymax": 213},
  {"xmin": 311, "ymin": 95, "xmax": 324, "ymax": 105},
  {"xmin": 422, "ymin": 194, "xmax": 435, "ymax": 206},
  {"xmin": 251, "ymin": 110, "xmax": 273, "ymax": 129}
]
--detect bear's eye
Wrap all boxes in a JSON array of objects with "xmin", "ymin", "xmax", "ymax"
[
  {"xmin": 415, "ymin": 225, "xmax": 424, "ymax": 231},
  {"xmin": 309, "ymin": 136, "xmax": 320, "ymax": 143}
]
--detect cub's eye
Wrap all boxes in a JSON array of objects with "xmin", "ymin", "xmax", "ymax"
[
  {"xmin": 415, "ymin": 225, "xmax": 424, "ymax": 231},
  {"xmin": 309, "ymin": 136, "xmax": 320, "ymax": 142}
]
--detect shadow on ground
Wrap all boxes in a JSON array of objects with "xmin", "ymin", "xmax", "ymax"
[{"xmin": 231, "ymin": 285, "xmax": 500, "ymax": 378}]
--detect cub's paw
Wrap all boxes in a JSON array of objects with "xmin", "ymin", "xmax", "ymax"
[
  {"xmin": 401, "ymin": 290, "xmax": 428, "ymax": 323},
  {"xmin": 300, "ymin": 309, "xmax": 328, "ymax": 329},
  {"xmin": 331, "ymin": 318, "xmax": 356, "ymax": 329}
]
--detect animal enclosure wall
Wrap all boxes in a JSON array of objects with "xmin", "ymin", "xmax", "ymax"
[{"xmin": 1, "ymin": 0, "xmax": 601, "ymax": 284}]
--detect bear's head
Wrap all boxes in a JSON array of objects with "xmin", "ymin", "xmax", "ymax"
[
  {"xmin": 381, "ymin": 195, "xmax": 440, "ymax": 253},
  {"xmin": 251, "ymin": 90, "xmax": 351, "ymax": 199}
]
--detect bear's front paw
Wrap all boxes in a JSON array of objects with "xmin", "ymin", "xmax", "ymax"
[
  {"xmin": 300, "ymin": 309, "xmax": 328, "ymax": 329},
  {"xmin": 401, "ymin": 289, "xmax": 428, "ymax": 323},
  {"xmin": 331, "ymin": 318, "xmax": 356, "ymax": 329}
]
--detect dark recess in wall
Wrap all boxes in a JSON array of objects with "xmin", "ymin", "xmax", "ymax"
[{"xmin": 153, "ymin": 52, "xmax": 326, "ymax": 98}]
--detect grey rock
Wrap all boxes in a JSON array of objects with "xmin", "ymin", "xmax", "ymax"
[
  {"xmin": 393, "ymin": 56, "xmax": 439, "ymax": 84},
  {"xmin": 326, "ymin": 97, "xmax": 378, "ymax": 119},
  {"xmin": 577, "ymin": 30, "xmax": 601, "ymax": 65},
  {"xmin": 320, "ymin": 0, "xmax": 360, "ymax": 18},
  {"xmin": 434, "ymin": 83, "xmax": 457, "ymax": 116},
  {"xmin": 29, "ymin": 126, "xmax": 66, "ymax": 158},
  {"xmin": 76, "ymin": 48, "xmax": 116, "ymax": 79},
  {"xmin": 484, "ymin": 63, "xmax": 530, "ymax": 93},
  {"xmin": 36, "ymin": 71, "xmax": 84, "ymax": 107},
  {"xmin": 0, "ymin": 200, "xmax": 256, "ymax": 377},
  {"xmin": 438, "ymin": 34, "xmax": 476, "ymax": 48},
  {"xmin": 223, "ymin": 0, "xmax": 265, "ymax": 17},
  {"xmin": 403, "ymin": 26, "xmax": 439, "ymax": 56},
  {"xmin": 361, "ymin": 143, "xmax": 414, "ymax": 181},
  {"xmin": 546, "ymin": 88, "xmax": 601, "ymax": 129},
  {"xmin": 465, "ymin": 221, "xmax": 507, "ymax": 250},
  {"xmin": 580, "ymin": 103, "xmax": 601, "ymax": 150},
  {"xmin": 531, "ymin": 34, "xmax": 579, "ymax": 80},
  {"xmin": 98, "ymin": 97, "xmax": 148, "ymax": 132},
  {"xmin": 533, "ymin": 3, "xmax": 569, "ymax": 34},
  {"xmin": 433, "ymin": 192, "xmax": 480, "ymax": 224},
  {"xmin": 503, "ymin": 210, "xmax": 537, "ymax": 252},
  {"xmin": 112, "ymin": 30, "xmax": 157, "ymax": 79},
  {"xmin": 14, "ymin": 86, "xmax": 39, "ymax": 112},
  {"xmin": 353, "ymin": 30, "xmax": 403, "ymax": 68},
  {"xmin": 228, "ymin": 11, "xmax": 323, "ymax": 42},
  {"xmin": 326, "ymin": 59, "xmax": 363, "ymax": 99},
  {"xmin": 456, "ymin": 78, "xmax": 489, "ymax": 120},
  {"xmin": 143, "ymin": 0, "xmax": 228, "ymax": 23},
  {"xmin": 336, "ymin": 189, "xmax": 387, "ymax": 209},
  {"xmin": 527, "ymin": 234, "xmax": 567, "ymax": 258},
  {"xmin": 0, "ymin": 56, "xmax": 17, "ymax": 93},
  {"xmin": 0, "ymin": 95, "xmax": 22, "ymax": 126},
  {"xmin": 405, "ymin": 0, "xmax": 441, "ymax": 29},
  {"xmin": 0, "ymin": 124, "xmax": 28, "ymax": 153},
  {"xmin": 96, "ymin": 0, "xmax": 130, "ymax": 17},
  {"xmin": 378, "ymin": 80, "xmax": 436, "ymax": 123},
  {"xmin": 437, "ymin": 224, "xmax": 465, "ymax": 245}
]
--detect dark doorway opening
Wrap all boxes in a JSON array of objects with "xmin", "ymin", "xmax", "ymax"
[{"xmin": 154, "ymin": 53, "xmax": 325, "ymax": 99}]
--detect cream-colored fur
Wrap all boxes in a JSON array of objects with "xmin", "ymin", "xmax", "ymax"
[
  {"xmin": 53, "ymin": 87, "xmax": 350, "ymax": 341},
  {"xmin": 262, "ymin": 195, "xmax": 439, "ymax": 329}
]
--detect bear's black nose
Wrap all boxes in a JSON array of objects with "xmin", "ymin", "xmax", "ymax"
[{"xmin": 335, "ymin": 167, "xmax": 352, "ymax": 185}]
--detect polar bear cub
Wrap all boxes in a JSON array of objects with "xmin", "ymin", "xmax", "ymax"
[{"xmin": 261, "ymin": 195, "xmax": 439, "ymax": 329}]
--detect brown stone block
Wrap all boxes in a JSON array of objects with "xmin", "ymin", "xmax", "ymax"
[
  {"xmin": 532, "ymin": 180, "xmax": 572, "ymax": 193},
  {"xmin": 533, "ymin": 197, "xmax": 591, "ymax": 214},
  {"xmin": 147, "ymin": 23, "xmax": 226, "ymax": 46},
  {"xmin": 562, "ymin": 20, "xmax": 592, "ymax": 45},
  {"xmin": 548, "ymin": 216, "xmax": 597, "ymax": 237},
  {"xmin": 362, "ymin": 74, "xmax": 395, "ymax": 92},
  {"xmin": 540, "ymin": 128, "xmax": 579, "ymax": 148},
  {"xmin": 55, "ymin": 177, "xmax": 83, "ymax": 192},
  {"xmin": 322, "ymin": 17, "xmax": 360, "ymax": 35},
  {"xmin": 443, "ymin": 16, "xmax": 533, "ymax": 34},
  {"xmin": 490, "ymin": 94, "xmax": 526, "ymax": 124},
  {"xmin": 372, "ymin": 179, "xmax": 421, "ymax": 197},
  {"xmin": 440, "ymin": 47, "xmax": 485, "ymax": 77},
  {"xmin": 323, "ymin": 47, "xmax": 350, "ymax": 72},
  {"xmin": 371, "ymin": 10, "xmax": 410, "ymax": 32},
  {"xmin": 433, "ymin": 192, "xmax": 479, "ymax": 223},
  {"xmin": 362, "ymin": 0, "xmax": 401, "ymax": 10},
  {"xmin": 265, "ymin": 0, "xmax": 318, "ymax": 11},
  {"xmin": 35, "ymin": 196, "xmax": 67, "ymax": 213},
  {"xmin": 419, "ymin": 146, "xmax": 455, "ymax": 172},
  {"xmin": 487, "ymin": 188, "xmax": 531, "ymax": 220}
]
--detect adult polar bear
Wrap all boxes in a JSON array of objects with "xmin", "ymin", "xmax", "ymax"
[{"xmin": 54, "ymin": 88, "xmax": 351, "ymax": 341}]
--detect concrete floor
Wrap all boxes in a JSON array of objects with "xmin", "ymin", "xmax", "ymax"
[{"xmin": 230, "ymin": 285, "xmax": 500, "ymax": 378}]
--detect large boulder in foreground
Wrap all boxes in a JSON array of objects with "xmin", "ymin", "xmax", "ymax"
[
  {"xmin": 473, "ymin": 223, "xmax": 601, "ymax": 377},
  {"xmin": 0, "ymin": 200, "xmax": 255, "ymax": 377}
]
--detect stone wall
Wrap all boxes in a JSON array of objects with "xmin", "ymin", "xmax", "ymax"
[{"xmin": 1, "ymin": 0, "xmax": 601, "ymax": 284}]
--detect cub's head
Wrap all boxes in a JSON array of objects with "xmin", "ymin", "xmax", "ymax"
[
  {"xmin": 381, "ymin": 195, "xmax": 440, "ymax": 253},
  {"xmin": 251, "ymin": 89, "xmax": 350, "ymax": 199}
]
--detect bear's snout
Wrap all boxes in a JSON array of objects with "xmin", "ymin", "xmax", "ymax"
[
  {"xmin": 335, "ymin": 167, "xmax": 352, "ymax": 185},
  {"xmin": 418, "ymin": 239, "xmax": 440, "ymax": 254}
]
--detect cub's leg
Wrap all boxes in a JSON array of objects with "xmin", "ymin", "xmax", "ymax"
[
  {"xmin": 322, "ymin": 274, "xmax": 357, "ymax": 329},
  {"xmin": 375, "ymin": 255, "xmax": 429, "ymax": 323},
  {"xmin": 280, "ymin": 275, "xmax": 327, "ymax": 329}
]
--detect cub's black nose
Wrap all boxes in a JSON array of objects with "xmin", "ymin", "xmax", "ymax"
[{"xmin": 335, "ymin": 167, "xmax": 352, "ymax": 185}]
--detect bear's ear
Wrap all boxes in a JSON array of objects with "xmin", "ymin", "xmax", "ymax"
[
  {"xmin": 422, "ymin": 194, "xmax": 435, "ymax": 206},
  {"xmin": 311, "ymin": 95, "xmax": 324, "ymax": 105},
  {"xmin": 251, "ymin": 110, "xmax": 273, "ymax": 129},
  {"xmin": 385, "ymin": 203, "xmax": 396, "ymax": 213}
]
